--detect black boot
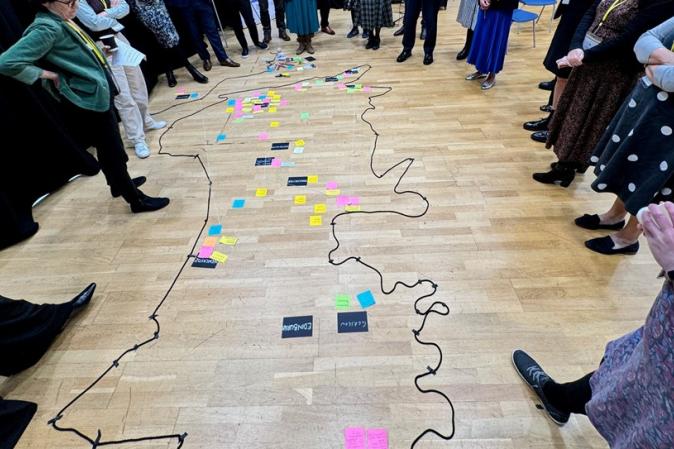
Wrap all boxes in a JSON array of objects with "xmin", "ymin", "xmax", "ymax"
[
  {"xmin": 185, "ymin": 62, "xmax": 208, "ymax": 84},
  {"xmin": 263, "ymin": 29, "xmax": 272, "ymax": 43},
  {"xmin": 532, "ymin": 162, "xmax": 576, "ymax": 187},
  {"xmin": 166, "ymin": 70, "xmax": 177, "ymax": 87},
  {"xmin": 372, "ymin": 35, "xmax": 381, "ymax": 50},
  {"xmin": 456, "ymin": 28, "xmax": 473, "ymax": 60},
  {"xmin": 279, "ymin": 28, "xmax": 290, "ymax": 41},
  {"xmin": 396, "ymin": 49, "xmax": 412, "ymax": 62},
  {"xmin": 366, "ymin": 34, "xmax": 376, "ymax": 49}
]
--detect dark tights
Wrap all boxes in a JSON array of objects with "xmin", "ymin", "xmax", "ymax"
[{"xmin": 543, "ymin": 372, "xmax": 594, "ymax": 415}]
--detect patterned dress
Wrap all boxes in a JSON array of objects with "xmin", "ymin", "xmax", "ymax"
[
  {"xmin": 356, "ymin": 0, "xmax": 393, "ymax": 30},
  {"xmin": 127, "ymin": 0, "xmax": 180, "ymax": 48},
  {"xmin": 456, "ymin": 0, "xmax": 479, "ymax": 30}
]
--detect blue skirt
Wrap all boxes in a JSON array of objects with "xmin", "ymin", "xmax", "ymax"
[
  {"xmin": 466, "ymin": 8, "xmax": 513, "ymax": 74},
  {"xmin": 285, "ymin": 0, "xmax": 319, "ymax": 35}
]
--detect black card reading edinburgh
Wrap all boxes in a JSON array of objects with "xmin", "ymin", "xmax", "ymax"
[
  {"xmin": 337, "ymin": 311, "xmax": 368, "ymax": 333},
  {"xmin": 281, "ymin": 315, "xmax": 313, "ymax": 338},
  {"xmin": 325, "ymin": 76, "xmax": 339, "ymax": 82},
  {"xmin": 191, "ymin": 257, "xmax": 218, "ymax": 269},
  {"xmin": 255, "ymin": 157, "xmax": 273, "ymax": 166},
  {"xmin": 305, "ymin": 56, "xmax": 316, "ymax": 61},
  {"xmin": 175, "ymin": 94, "xmax": 190, "ymax": 100},
  {"xmin": 287, "ymin": 176, "xmax": 308, "ymax": 186},
  {"xmin": 271, "ymin": 142, "xmax": 290, "ymax": 150}
]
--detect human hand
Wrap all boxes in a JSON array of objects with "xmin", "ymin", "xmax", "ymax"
[
  {"xmin": 648, "ymin": 47, "xmax": 674, "ymax": 66},
  {"xmin": 40, "ymin": 70, "xmax": 60, "ymax": 89},
  {"xmin": 479, "ymin": 0, "xmax": 490, "ymax": 9},
  {"xmin": 567, "ymin": 48, "xmax": 584, "ymax": 67},
  {"xmin": 556, "ymin": 56, "xmax": 571, "ymax": 68},
  {"xmin": 645, "ymin": 65, "xmax": 656, "ymax": 83},
  {"xmin": 639, "ymin": 202, "xmax": 674, "ymax": 272}
]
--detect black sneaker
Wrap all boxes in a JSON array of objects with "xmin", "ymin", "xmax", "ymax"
[
  {"xmin": 130, "ymin": 190, "xmax": 170, "ymax": 213},
  {"xmin": 512, "ymin": 350, "xmax": 570, "ymax": 426}
]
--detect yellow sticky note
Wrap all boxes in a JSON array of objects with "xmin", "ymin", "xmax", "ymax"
[
  {"xmin": 326, "ymin": 189, "xmax": 340, "ymax": 196},
  {"xmin": 294, "ymin": 195, "xmax": 306, "ymax": 205},
  {"xmin": 269, "ymin": 106, "xmax": 277, "ymax": 113},
  {"xmin": 211, "ymin": 251, "xmax": 228, "ymax": 263},
  {"xmin": 295, "ymin": 139, "xmax": 305, "ymax": 147},
  {"xmin": 226, "ymin": 107, "xmax": 234, "ymax": 113},
  {"xmin": 219, "ymin": 236, "xmax": 238, "ymax": 245},
  {"xmin": 270, "ymin": 121, "xmax": 280, "ymax": 128},
  {"xmin": 309, "ymin": 215, "xmax": 322, "ymax": 226},
  {"xmin": 307, "ymin": 175, "xmax": 318, "ymax": 184},
  {"xmin": 314, "ymin": 203, "xmax": 327, "ymax": 214},
  {"xmin": 203, "ymin": 236, "xmax": 218, "ymax": 247},
  {"xmin": 345, "ymin": 205, "xmax": 361, "ymax": 212},
  {"xmin": 256, "ymin": 188, "xmax": 268, "ymax": 197}
]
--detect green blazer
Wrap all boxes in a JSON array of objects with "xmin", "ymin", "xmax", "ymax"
[{"xmin": 0, "ymin": 11, "xmax": 112, "ymax": 112}]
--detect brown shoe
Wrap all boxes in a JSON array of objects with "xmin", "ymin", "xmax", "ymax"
[
  {"xmin": 296, "ymin": 36, "xmax": 306, "ymax": 55},
  {"xmin": 220, "ymin": 58, "xmax": 240, "ymax": 68},
  {"xmin": 321, "ymin": 26, "xmax": 335, "ymax": 35},
  {"xmin": 305, "ymin": 36, "xmax": 315, "ymax": 54},
  {"xmin": 202, "ymin": 58, "xmax": 212, "ymax": 71}
]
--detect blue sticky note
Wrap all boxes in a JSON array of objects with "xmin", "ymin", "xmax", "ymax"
[
  {"xmin": 190, "ymin": 92, "xmax": 199, "ymax": 99},
  {"xmin": 227, "ymin": 99, "xmax": 236, "ymax": 106},
  {"xmin": 208, "ymin": 224, "xmax": 222, "ymax": 236},
  {"xmin": 232, "ymin": 199, "xmax": 245, "ymax": 209},
  {"xmin": 356, "ymin": 290, "xmax": 376, "ymax": 309},
  {"xmin": 216, "ymin": 133, "xmax": 226, "ymax": 142}
]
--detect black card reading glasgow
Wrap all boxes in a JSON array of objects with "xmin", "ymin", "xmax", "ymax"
[{"xmin": 337, "ymin": 311, "xmax": 368, "ymax": 333}]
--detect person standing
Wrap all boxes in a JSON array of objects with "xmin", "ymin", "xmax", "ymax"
[
  {"xmin": 216, "ymin": 0, "xmax": 268, "ymax": 57},
  {"xmin": 259, "ymin": 0, "xmax": 291, "ymax": 42},
  {"xmin": 395, "ymin": 0, "xmax": 440, "ymax": 65},
  {"xmin": 0, "ymin": 0, "xmax": 170, "ymax": 213},
  {"xmin": 357, "ymin": 0, "xmax": 394, "ymax": 49},
  {"xmin": 317, "ymin": 0, "xmax": 336, "ymax": 34},
  {"xmin": 286, "ymin": 0, "xmax": 320, "ymax": 54},
  {"xmin": 456, "ymin": 0, "xmax": 479, "ymax": 59}
]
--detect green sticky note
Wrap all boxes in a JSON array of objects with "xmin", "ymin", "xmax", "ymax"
[
  {"xmin": 335, "ymin": 294, "xmax": 351, "ymax": 310},
  {"xmin": 300, "ymin": 112, "xmax": 310, "ymax": 121}
]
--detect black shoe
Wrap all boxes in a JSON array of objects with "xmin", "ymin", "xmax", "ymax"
[
  {"xmin": 130, "ymin": 190, "xmax": 170, "ymax": 213},
  {"xmin": 420, "ymin": 27, "xmax": 427, "ymax": 40},
  {"xmin": 512, "ymin": 350, "xmax": 570, "ymax": 426},
  {"xmin": 372, "ymin": 36, "xmax": 380, "ymax": 50},
  {"xmin": 523, "ymin": 116, "xmax": 550, "ymax": 132},
  {"xmin": 396, "ymin": 49, "xmax": 412, "ymax": 63},
  {"xmin": 321, "ymin": 25, "xmax": 336, "ymax": 35},
  {"xmin": 362, "ymin": 30, "xmax": 369, "ymax": 39},
  {"xmin": 112, "ymin": 176, "xmax": 146, "ymax": 198},
  {"xmin": 532, "ymin": 165, "xmax": 575, "ymax": 187},
  {"xmin": 254, "ymin": 41, "xmax": 268, "ymax": 49},
  {"xmin": 538, "ymin": 80, "xmax": 555, "ymax": 91},
  {"xmin": 279, "ymin": 28, "xmax": 290, "ymax": 41},
  {"xmin": 166, "ymin": 71, "xmax": 177, "ymax": 88},
  {"xmin": 347, "ymin": 27, "xmax": 359, "ymax": 38},
  {"xmin": 550, "ymin": 162, "xmax": 587, "ymax": 174},
  {"xmin": 393, "ymin": 26, "xmax": 404, "ymax": 37},
  {"xmin": 202, "ymin": 58, "xmax": 212, "ymax": 72},
  {"xmin": 220, "ymin": 58, "xmax": 240, "ymax": 68},
  {"xmin": 585, "ymin": 236, "xmax": 639, "ymax": 255},
  {"xmin": 456, "ymin": 47, "xmax": 469, "ymax": 60},
  {"xmin": 242, "ymin": 47, "xmax": 249, "ymax": 57},
  {"xmin": 531, "ymin": 130, "xmax": 549, "ymax": 143},
  {"xmin": 69, "ymin": 283, "xmax": 96, "ymax": 315},
  {"xmin": 263, "ymin": 30, "xmax": 272, "ymax": 43},
  {"xmin": 423, "ymin": 53, "xmax": 433, "ymax": 65},
  {"xmin": 540, "ymin": 104, "xmax": 553, "ymax": 113},
  {"xmin": 186, "ymin": 64, "xmax": 208, "ymax": 84},
  {"xmin": 366, "ymin": 35, "xmax": 376, "ymax": 49},
  {"xmin": 575, "ymin": 214, "xmax": 626, "ymax": 231}
]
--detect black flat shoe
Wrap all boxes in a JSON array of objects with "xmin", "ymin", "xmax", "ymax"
[
  {"xmin": 393, "ymin": 26, "xmax": 404, "ymax": 37},
  {"xmin": 112, "ymin": 176, "xmax": 146, "ymax": 198},
  {"xmin": 538, "ymin": 80, "xmax": 554, "ymax": 91},
  {"xmin": 456, "ymin": 47, "xmax": 469, "ymax": 60},
  {"xmin": 531, "ymin": 130, "xmax": 549, "ymax": 143},
  {"xmin": 549, "ymin": 162, "xmax": 587, "ymax": 174},
  {"xmin": 166, "ymin": 71, "xmax": 177, "ymax": 88},
  {"xmin": 347, "ymin": 27, "xmax": 359, "ymax": 38},
  {"xmin": 540, "ymin": 104, "xmax": 553, "ymax": 113},
  {"xmin": 254, "ymin": 41, "xmax": 268, "ymax": 49},
  {"xmin": 365, "ymin": 35, "xmax": 376, "ymax": 49},
  {"xmin": 396, "ymin": 49, "xmax": 412, "ymax": 63},
  {"xmin": 532, "ymin": 166, "xmax": 575, "ymax": 187},
  {"xmin": 202, "ymin": 58, "xmax": 212, "ymax": 72},
  {"xmin": 423, "ymin": 53, "xmax": 433, "ymax": 65},
  {"xmin": 585, "ymin": 236, "xmax": 639, "ymax": 255},
  {"xmin": 130, "ymin": 190, "xmax": 170, "ymax": 213},
  {"xmin": 69, "ymin": 283, "xmax": 96, "ymax": 315},
  {"xmin": 524, "ymin": 116, "xmax": 550, "ymax": 132},
  {"xmin": 575, "ymin": 214, "xmax": 626, "ymax": 230}
]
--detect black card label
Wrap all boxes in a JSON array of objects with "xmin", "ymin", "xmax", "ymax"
[
  {"xmin": 282, "ymin": 315, "xmax": 313, "ymax": 338},
  {"xmin": 191, "ymin": 257, "xmax": 218, "ymax": 269},
  {"xmin": 337, "ymin": 311, "xmax": 368, "ymax": 333},
  {"xmin": 287, "ymin": 176, "xmax": 308, "ymax": 186}
]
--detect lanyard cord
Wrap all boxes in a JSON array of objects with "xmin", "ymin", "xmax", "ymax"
[
  {"xmin": 65, "ymin": 20, "xmax": 108, "ymax": 67},
  {"xmin": 594, "ymin": 0, "xmax": 627, "ymax": 31}
]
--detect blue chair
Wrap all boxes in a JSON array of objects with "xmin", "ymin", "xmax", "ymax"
[
  {"xmin": 512, "ymin": 8, "xmax": 539, "ymax": 47},
  {"xmin": 520, "ymin": 0, "xmax": 557, "ymax": 31}
]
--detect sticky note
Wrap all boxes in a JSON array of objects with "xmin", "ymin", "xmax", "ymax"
[
  {"xmin": 349, "ymin": 196, "xmax": 360, "ymax": 205},
  {"xmin": 344, "ymin": 427, "xmax": 366, "ymax": 449},
  {"xmin": 281, "ymin": 161, "xmax": 296, "ymax": 167},
  {"xmin": 197, "ymin": 246, "xmax": 214, "ymax": 258},
  {"xmin": 345, "ymin": 205, "xmax": 361, "ymax": 212},
  {"xmin": 295, "ymin": 139, "xmax": 305, "ymax": 146},
  {"xmin": 280, "ymin": 99, "xmax": 288, "ymax": 106},
  {"xmin": 271, "ymin": 158, "xmax": 282, "ymax": 167},
  {"xmin": 190, "ymin": 92, "xmax": 198, "ymax": 99},
  {"xmin": 309, "ymin": 215, "xmax": 322, "ymax": 226},
  {"xmin": 314, "ymin": 203, "xmax": 327, "ymax": 214},
  {"xmin": 326, "ymin": 189, "xmax": 340, "ymax": 196},
  {"xmin": 208, "ymin": 224, "xmax": 222, "ymax": 236},
  {"xmin": 294, "ymin": 195, "xmax": 306, "ymax": 205},
  {"xmin": 300, "ymin": 112, "xmax": 310, "ymax": 121},
  {"xmin": 258, "ymin": 132, "xmax": 269, "ymax": 140},
  {"xmin": 232, "ymin": 199, "xmax": 245, "ymax": 209},
  {"xmin": 203, "ymin": 236, "xmax": 218, "ymax": 247},
  {"xmin": 337, "ymin": 83, "xmax": 346, "ymax": 90},
  {"xmin": 356, "ymin": 290, "xmax": 376, "ymax": 309},
  {"xmin": 307, "ymin": 175, "xmax": 318, "ymax": 184},
  {"xmin": 269, "ymin": 106, "xmax": 277, "ymax": 113},
  {"xmin": 256, "ymin": 188, "xmax": 268, "ymax": 197},
  {"xmin": 270, "ymin": 121, "xmax": 280, "ymax": 128},
  {"xmin": 336, "ymin": 195, "xmax": 349, "ymax": 206},
  {"xmin": 225, "ymin": 107, "xmax": 234, "ymax": 113},
  {"xmin": 211, "ymin": 251, "xmax": 228, "ymax": 264},
  {"xmin": 219, "ymin": 236, "xmax": 238, "ymax": 245},
  {"xmin": 227, "ymin": 99, "xmax": 236, "ymax": 106},
  {"xmin": 363, "ymin": 86, "xmax": 372, "ymax": 93},
  {"xmin": 335, "ymin": 294, "xmax": 350, "ymax": 310},
  {"xmin": 293, "ymin": 147, "xmax": 304, "ymax": 154},
  {"xmin": 216, "ymin": 133, "xmax": 226, "ymax": 142},
  {"xmin": 326, "ymin": 181, "xmax": 338, "ymax": 190},
  {"xmin": 367, "ymin": 428, "xmax": 389, "ymax": 449}
]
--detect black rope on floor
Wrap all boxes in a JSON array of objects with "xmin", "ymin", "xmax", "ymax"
[{"xmin": 47, "ymin": 64, "xmax": 455, "ymax": 449}]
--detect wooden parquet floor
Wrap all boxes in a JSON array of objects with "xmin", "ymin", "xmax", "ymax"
[{"xmin": 0, "ymin": 4, "xmax": 659, "ymax": 449}]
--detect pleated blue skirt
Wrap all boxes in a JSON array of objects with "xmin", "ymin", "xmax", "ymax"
[
  {"xmin": 285, "ymin": 0, "xmax": 319, "ymax": 35},
  {"xmin": 466, "ymin": 8, "xmax": 513, "ymax": 74}
]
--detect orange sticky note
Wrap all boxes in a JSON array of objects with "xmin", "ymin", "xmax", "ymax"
[
  {"xmin": 309, "ymin": 215, "xmax": 322, "ymax": 226},
  {"xmin": 203, "ymin": 236, "xmax": 218, "ymax": 247}
]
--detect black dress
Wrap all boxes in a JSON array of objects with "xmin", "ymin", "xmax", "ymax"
[{"xmin": 543, "ymin": 0, "xmax": 595, "ymax": 78}]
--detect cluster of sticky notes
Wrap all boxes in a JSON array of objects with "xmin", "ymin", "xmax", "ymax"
[
  {"xmin": 344, "ymin": 427, "xmax": 388, "ymax": 449},
  {"xmin": 335, "ymin": 290, "xmax": 376, "ymax": 310},
  {"xmin": 193, "ymin": 225, "xmax": 238, "ymax": 268},
  {"xmin": 337, "ymin": 195, "xmax": 361, "ymax": 211},
  {"xmin": 226, "ymin": 91, "xmax": 287, "ymax": 122}
]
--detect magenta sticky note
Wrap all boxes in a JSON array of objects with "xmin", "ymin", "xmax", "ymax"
[
  {"xmin": 367, "ymin": 428, "xmax": 388, "ymax": 449},
  {"xmin": 344, "ymin": 427, "xmax": 366, "ymax": 449},
  {"xmin": 326, "ymin": 181, "xmax": 338, "ymax": 190},
  {"xmin": 234, "ymin": 112, "xmax": 243, "ymax": 118},
  {"xmin": 253, "ymin": 105, "xmax": 262, "ymax": 112},
  {"xmin": 336, "ymin": 195, "xmax": 349, "ymax": 206},
  {"xmin": 271, "ymin": 158, "xmax": 281, "ymax": 167},
  {"xmin": 337, "ymin": 83, "xmax": 346, "ymax": 90},
  {"xmin": 197, "ymin": 246, "xmax": 213, "ymax": 258},
  {"xmin": 349, "ymin": 196, "xmax": 360, "ymax": 205},
  {"xmin": 259, "ymin": 132, "xmax": 269, "ymax": 140},
  {"xmin": 280, "ymin": 99, "xmax": 288, "ymax": 106},
  {"xmin": 363, "ymin": 86, "xmax": 372, "ymax": 93}
]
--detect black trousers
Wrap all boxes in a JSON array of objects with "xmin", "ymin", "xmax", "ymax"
[
  {"xmin": 543, "ymin": 372, "xmax": 594, "ymax": 415},
  {"xmin": 259, "ymin": 0, "xmax": 286, "ymax": 31},
  {"xmin": 401, "ymin": 0, "xmax": 440, "ymax": 54},
  {"xmin": 60, "ymin": 99, "xmax": 139, "ymax": 204},
  {"xmin": 317, "ymin": 0, "xmax": 331, "ymax": 27},
  {"xmin": 224, "ymin": 0, "xmax": 262, "ymax": 49},
  {"xmin": 173, "ymin": 0, "xmax": 229, "ymax": 62}
]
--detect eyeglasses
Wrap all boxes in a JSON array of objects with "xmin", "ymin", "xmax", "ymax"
[{"xmin": 54, "ymin": 0, "xmax": 77, "ymax": 7}]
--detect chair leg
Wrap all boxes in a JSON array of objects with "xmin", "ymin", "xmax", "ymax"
[{"xmin": 533, "ymin": 21, "xmax": 536, "ymax": 48}]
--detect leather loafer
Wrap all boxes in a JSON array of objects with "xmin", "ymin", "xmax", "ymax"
[
  {"xmin": 575, "ymin": 214, "xmax": 625, "ymax": 230},
  {"xmin": 540, "ymin": 104, "xmax": 553, "ymax": 113},
  {"xmin": 538, "ymin": 80, "xmax": 555, "ymax": 91},
  {"xmin": 254, "ymin": 41, "xmax": 268, "ymax": 49},
  {"xmin": 220, "ymin": 58, "xmax": 240, "ymax": 67},
  {"xmin": 112, "ymin": 176, "xmax": 146, "ymax": 198},
  {"xmin": 531, "ymin": 130, "xmax": 549, "ymax": 143},
  {"xmin": 321, "ymin": 26, "xmax": 335, "ymax": 35},
  {"xmin": 585, "ymin": 235, "xmax": 639, "ymax": 255},
  {"xmin": 393, "ymin": 26, "xmax": 404, "ymax": 36},
  {"xmin": 396, "ymin": 49, "xmax": 412, "ymax": 63},
  {"xmin": 523, "ymin": 116, "xmax": 550, "ymax": 131},
  {"xmin": 423, "ymin": 53, "xmax": 433, "ymax": 65},
  {"xmin": 202, "ymin": 59, "xmax": 212, "ymax": 71},
  {"xmin": 130, "ymin": 190, "xmax": 170, "ymax": 213}
]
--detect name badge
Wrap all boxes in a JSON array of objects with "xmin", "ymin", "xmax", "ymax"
[{"xmin": 583, "ymin": 32, "xmax": 603, "ymax": 50}]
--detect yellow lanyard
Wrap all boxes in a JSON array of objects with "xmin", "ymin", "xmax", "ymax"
[
  {"xmin": 596, "ymin": 0, "xmax": 627, "ymax": 29},
  {"xmin": 65, "ymin": 20, "xmax": 108, "ymax": 67}
]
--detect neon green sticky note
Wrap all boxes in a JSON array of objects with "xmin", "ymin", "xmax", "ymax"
[{"xmin": 335, "ymin": 294, "xmax": 351, "ymax": 310}]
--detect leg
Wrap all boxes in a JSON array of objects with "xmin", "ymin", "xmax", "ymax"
[
  {"xmin": 318, "ymin": 0, "xmax": 330, "ymax": 27},
  {"xmin": 179, "ymin": 5, "xmax": 211, "ymax": 61},
  {"xmin": 111, "ymin": 64, "xmax": 146, "ymax": 147},
  {"xmin": 598, "ymin": 197, "xmax": 629, "ymax": 225},
  {"xmin": 542, "ymin": 373, "xmax": 594, "ymax": 415},
  {"xmin": 401, "ymin": 0, "xmax": 422, "ymax": 50},
  {"xmin": 611, "ymin": 215, "xmax": 641, "ymax": 245},
  {"xmin": 239, "ymin": 0, "xmax": 262, "ymax": 44},
  {"xmin": 552, "ymin": 77, "xmax": 568, "ymax": 110},
  {"xmin": 421, "ymin": 0, "xmax": 439, "ymax": 55},
  {"xmin": 274, "ymin": 0, "xmax": 286, "ymax": 29},
  {"xmin": 258, "ymin": 0, "xmax": 272, "ymax": 32},
  {"xmin": 196, "ymin": 0, "xmax": 230, "ymax": 62}
]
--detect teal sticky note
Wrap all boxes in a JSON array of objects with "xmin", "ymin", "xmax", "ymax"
[
  {"xmin": 208, "ymin": 224, "xmax": 222, "ymax": 236},
  {"xmin": 216, "ymin": 133, "xmax": 226, "ymax": 142},
  {"xmin": 232, "ymin": 199, "xmax": 245, "ymax": 209},
  {"xmin": 227, "ymin": 99, "xmax": 236, "ymax": 106},
  {"xmin": 356, "ymin": 290, "xmax": 375, "ymax": 308},
  {"xmin": 190, "ymin": 92, "xmax": 198, "ymax": 99}
]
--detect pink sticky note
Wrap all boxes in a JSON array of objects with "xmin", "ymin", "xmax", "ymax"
[
  {"xmin": 337, "ymin": 83, "xmax": 346, "ymax": 90},
  {"xmin": 367, "ymin": 428, "xmax": 388, "ymax": 449},
  {"xmin": 233, "ymin": 112, "xmax": 243, "ymax": 118},
  {"xmin": 271, "ymin": 158, "xmax": 281, "ymax": 167},
  {"xmin": 349, "ymin": 196, "xmax": 360, "ymax": 205},
  {"xmin": 363, "ymin": 86, "xmax": 372, "ymax": 93},
  {"xmin": 253, "ymin": 105, "xmax": 262, "ymax": 112},
  {"xmin": 197, "ymin": 246, "xmax": 214, "ymax": 258},
  {"xmin": 251, "ymin": 90, "xmax": 261, "ymax": 97},
  {"xmin": 259, "ymin": 132, "xmax": 269, "ymax": 140},
  {"xmin": 336, "ymin": 195, "xmax": 349, "ymax": 206},
  {"xmin": 280, "ymin": 99, "xmax": 289, "ymax": 106},
  {"xmin": 326, "ymin": 181, "xmax": 338, "ymax": 190},
  {"xmin": 344, "ymin": 427, "xmax": 366, "ymax": 449}
]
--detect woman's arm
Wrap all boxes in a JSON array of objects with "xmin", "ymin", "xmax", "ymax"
[
  {"xmin": 569, "ymin": 0, "xmax": 601, "ymax": 50},
  {"xmin": 105, "ymin": 0, "xmax": 130, "ymax": 20},
  {"xmin": 634, "ymin": 16, "xmax": 674, "ymax": 64},
  {"xmin": 0, "ymin": 22, "xmax": 61, "ymax": 85}
]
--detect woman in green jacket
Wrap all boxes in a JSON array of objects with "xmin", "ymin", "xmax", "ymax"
[{"xmin": 0, "ymin": 0, "xmax": 169, "ymax": 213}]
